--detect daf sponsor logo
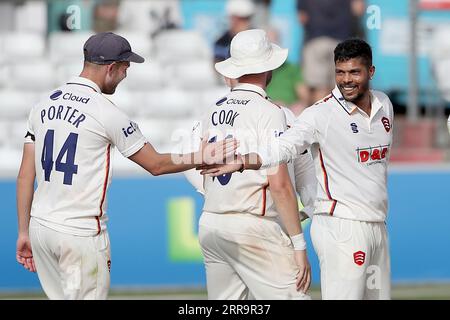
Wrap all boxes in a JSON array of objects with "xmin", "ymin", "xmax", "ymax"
[
  {"xmin": 122, "ymin": 121, "xmax": 138, "ymax": 137},
  {"xmin": 50, "ymin": 90, "xmax": 63, "ymax": 100},
  {"xmin": 63, "ymin": 92, "xmax": 90, "ymax": 104},
  {"xmin": 357, "ymin": 144, "xmax": 390, "ymax": 164},
  {"xmin": 227, "ymin": 99, "xmax": 250, "ymax": 105}
]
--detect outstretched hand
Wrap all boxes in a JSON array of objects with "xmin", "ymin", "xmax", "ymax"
[
  {"xmin": 16, "ymin": 234, "xmax": 36, "ymax": 273},
  {"xmin": 199, "ymin": 137, "xmax": 239, "ymax": 165}
]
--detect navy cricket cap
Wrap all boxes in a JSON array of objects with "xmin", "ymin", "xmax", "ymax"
[{"xmin": 83, "ymin": 32, "xmax": 145, "ymax": 64}]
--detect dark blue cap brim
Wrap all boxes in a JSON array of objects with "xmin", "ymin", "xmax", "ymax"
[{"xmin": 123, "ymin": 52, "xmax": 145, "ymax": 63}]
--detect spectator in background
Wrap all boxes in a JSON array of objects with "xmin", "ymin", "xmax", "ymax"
[
  {"xmin": 297, "ymin": 0, "xmax": 365, "ymax": 105},
  {"xmin": 117, "ymin": 0, "xmax": 182, "ymax": 37},
  {"xmin": 252, "ymin": 0, "xmax": 272, "ymax": 29},
  {"xmin": 93, "ymin": 0, "xmax": 119, "ymax": 33},
  {"xmin": 266, "ymin": 28, "xmax": 308, "ymax": 116},
  {"xmin": 213, "ymin": 0, "xmax": 255, "ymax": 63}
]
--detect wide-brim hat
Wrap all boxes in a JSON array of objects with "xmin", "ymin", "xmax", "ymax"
[{"xmin": 215, "ymin": 29, "xmax": 288, "ymax": 79}]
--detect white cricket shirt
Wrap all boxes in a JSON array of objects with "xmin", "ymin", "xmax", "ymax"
[
  {"xmin": 260, "ymin": 86, "xmax": 394, "ymax": 222},
  {"xmin": 201, "ymin": 83, "xmax": 292, "ymax": 217},
  {"xmin": 25, "ymin": 77, "xmax": 146, "ymax": 236},
  {"xmin": 180, "ymin": 106, "xmax": 317, "ymax": 218}
]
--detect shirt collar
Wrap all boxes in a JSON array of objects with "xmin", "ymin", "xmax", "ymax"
[
  {"xmin": 66, "ymin": 76, "xmax": 102, "ymax": 94},
  {"xmin": 331, "ymin": 86, "xmax": 382, "ymax": 118},
  {"xmin": 331, "ymin": 86, "xmax": 355, "ymax": 114},
  {"xmin": 231, "ymin": 83, "xmax": 268, "ymax": 99}
]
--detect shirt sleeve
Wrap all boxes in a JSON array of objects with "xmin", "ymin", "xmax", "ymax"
[
  {"xmin": 102, "ymin": 106, "xmax": 146, "ymax": 158},
  {"xmin": 259, "ymin": 105, "xmax": 319, "ymax": 169},
  {"xmin": 24, "ymin": 109, "xmax": 35, "ymax": 144},
  {"xmin": 293, "ymin": 150, "xmax": 317, "ymax": 218},
  {"xmin": 254, "ymin": 106, "xmax": 288, "ymax": 165}
]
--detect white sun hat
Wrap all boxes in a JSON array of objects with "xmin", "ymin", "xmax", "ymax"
[
  {"xmin": 215, "ymin": 29, "xmax": 289, "ymax": 79},
  {"xmin": 226, "ymin": 0, "xmax": 255, "ymax": 18}
]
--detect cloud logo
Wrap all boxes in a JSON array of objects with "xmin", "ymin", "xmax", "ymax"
[
  {"xmin": 216, "ymin": 97, "xmax": 227, "ymax": 106},
  {"xmin": 50, "ymin": 90, "xmax": 63, "ymax": 101}
]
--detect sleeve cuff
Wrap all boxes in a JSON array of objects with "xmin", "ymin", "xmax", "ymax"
[{"xmin": 122, "ymin": 137, "xmax": 147, "ymax": 158}]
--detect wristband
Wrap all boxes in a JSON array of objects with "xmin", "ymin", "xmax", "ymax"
[{"xmin": 291, "ymin": 233, "xmax": 307, "ymax": 251}]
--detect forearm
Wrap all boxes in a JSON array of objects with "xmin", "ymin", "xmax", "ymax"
[
  {"xmin": 16, "ymin": 176, "xmax": 34, "ymax": 234},
  {"xmin": 153, "ymin": 152, "xmax": 198, "ymax": 175},
  {"xmin": 271, "ymin": 185, "xmax": 302, "ymax": 237}
]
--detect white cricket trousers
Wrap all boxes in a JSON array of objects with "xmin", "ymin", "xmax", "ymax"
[
  {"xmin": 199, "ymin": 211, "xmax": 311, "ymax": 300},
  {"xmin": 310, "ymin": 214, "xmax": 391, "ymax": 300},
  {"xmin": 29, "ymin": 217, "xmax": 111, "ymax": 300}
]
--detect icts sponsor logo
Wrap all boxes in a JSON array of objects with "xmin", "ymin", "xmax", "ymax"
[
  {"xmin": 357, "ymin": 144, "xmax": 390, "ymax": 164},
  {"xmin": 122, "ymin": 121, "xmax": 138, "ymax": 137},
  {"xmin": 63, "ymin": 92, "xmax": 90, "ymax": 104},
  {"xmin": 274, "ymin": 130, "xmax": 284, "ymax": 137}
]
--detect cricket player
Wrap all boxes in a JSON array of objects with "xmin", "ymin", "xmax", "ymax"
[
  {"xmin": 15, "ymin": 32, "xmax": 236, "ymax": 300},
  {"xmin": 204, "ymin": 38, "xmax": 393, "ymax": 300},
  {"xmin": 195, "ymin": 29, "xmax": 312, "ymax": 300},
  {"xmin": 181, "ymin": 105, "xmax": 316, "ymax": 221}
]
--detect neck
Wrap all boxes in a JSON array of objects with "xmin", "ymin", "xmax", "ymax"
[
  {"xmin": 79, "ymin": 67, "xmax": 105, "ymax": 93},
  {"xmin": 353, "ymin": 91, "xmax": 372, "ymax": 116},
  {"xmin": 238, "ymin": 74, "xmax": 267, "ymax": 90}
]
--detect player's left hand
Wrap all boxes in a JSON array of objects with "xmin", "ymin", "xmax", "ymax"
[
  {"xmin": 294, "ymin": 250, "xmax": 311, "ymax": 293},
  {"xmin": 16, "ymin": 234, "xmax": 36, "ymax": 273}
]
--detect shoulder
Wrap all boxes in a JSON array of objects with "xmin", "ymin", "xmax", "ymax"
[
  {"xmin": 371, "ymin": 90, "xmax": 391, "ymax": 104},
  {"xmin": 304, "ymin": 94, "xmax": 335, "ymax": 117},
  {"xmin": 371, "ymin": 90, "xmax": 393, "ymax": 114},
  {"xmin": 259, "ymin": 97, "xmax": 284, "ymax": 116},
  {"xmin": 281, "ymin": 106, "xmax": 297, "ymax": 126},
  {"xmin": 93, "ymin": 93, "xmax": 132, "ymax": 124}
]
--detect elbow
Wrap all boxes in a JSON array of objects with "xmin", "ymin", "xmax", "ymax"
[
  {"xmin": 149, "ymin": 166, "xmax": 162, "ymax": 176},
  {"xmin": 149, "ymin": 164, "xmax": 165, "ymax": 176}
]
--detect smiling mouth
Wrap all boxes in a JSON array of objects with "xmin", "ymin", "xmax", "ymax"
[{"xmin": 340, "ymin": 85, "xmax": 357, "ymax": 95}]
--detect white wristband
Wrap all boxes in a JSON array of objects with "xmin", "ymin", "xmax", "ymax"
[{"xmin": 291, "ymin": 233, "xmax": 307, "ymax": 251}]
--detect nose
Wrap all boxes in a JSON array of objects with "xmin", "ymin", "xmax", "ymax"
[{"xmin": 342, "ymin": 73, "xmax": 352, "ymax": 84}]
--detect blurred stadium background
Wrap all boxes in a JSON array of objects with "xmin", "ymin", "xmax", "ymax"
[{"xmin": 0, "ymin": 0, "xmax": 449, "ymax": 300}]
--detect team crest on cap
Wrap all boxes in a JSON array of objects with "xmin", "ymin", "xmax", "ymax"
[{"xmin": 381, "ymin": 117, "xmax": 391, "ymax": 132}]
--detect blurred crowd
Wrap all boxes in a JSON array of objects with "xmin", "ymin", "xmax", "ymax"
[
  {"xmin": 0, "ymin": 0, "xmax": 448, "ymax": 167},
  {"xmin": 0, "ymin": 0, "xmax": 367, "ymax": 116}
]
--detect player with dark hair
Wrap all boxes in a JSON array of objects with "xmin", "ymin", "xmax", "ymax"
[{"xmin": 204, "ymin": 38, "xmax": 394, "ymax": 300}]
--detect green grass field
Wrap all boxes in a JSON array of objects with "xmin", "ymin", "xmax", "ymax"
[{"xmin": 1, "ymin": 284, "xmax": 449, "ymax": 300}]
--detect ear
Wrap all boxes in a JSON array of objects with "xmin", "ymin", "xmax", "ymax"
[
  {"xmin": 369, "ymin": 65, "xmax": 375, "ymax": 80},
  {"xmin": 106, "ymin": 62, "xmax": 117, "ymax": 75}
]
